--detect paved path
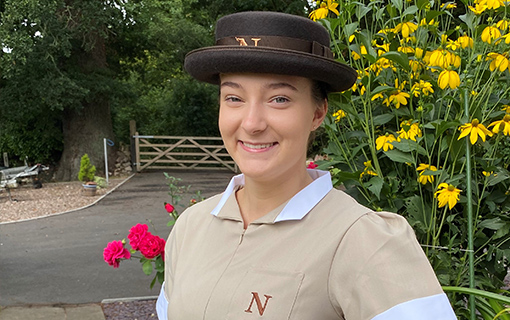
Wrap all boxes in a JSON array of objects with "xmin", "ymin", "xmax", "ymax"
[{"xmin": 0, "ymin": 170, "xmax": 234, "ymax": 307}]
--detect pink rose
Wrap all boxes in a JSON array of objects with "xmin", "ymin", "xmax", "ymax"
[
  {"xmin": 103, "ymin": 240, "xmax": 131, "ymax": 268},
  {"xmin": 164, "ymin": 202, "xmax": 175, "ymax": 213},
  {"xmin": 139, "ymin": 234, "xmax": 166, "ymax": 260},
  {"xmin": 307, "ymin": 161, "xmax": 318, "ymax": 169},
  {"xmin": 128, "ymin": 224, "xmax": 150, "ymax": 251}
]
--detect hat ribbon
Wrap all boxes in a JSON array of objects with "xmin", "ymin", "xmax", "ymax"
[{"xmin": 216, "ymin": 35, "xmax": 334, "ymax": 59}]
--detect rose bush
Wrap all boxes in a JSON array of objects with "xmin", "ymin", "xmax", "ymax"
[
  {"xmin": 103, "ymin": 240, "xmax": 131, "ymax": 268},
  {"xmin": 103, "ymin": 223, "xmax": 166, "ymax": 288},
  {"xmin": 103, "ymin": 173, "xmax": 203, "ymax": 288}
]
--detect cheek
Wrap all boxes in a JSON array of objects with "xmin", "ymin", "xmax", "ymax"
[{"xmin": 218, "ymin": 106, "xmax": 235, "ymax": 136}]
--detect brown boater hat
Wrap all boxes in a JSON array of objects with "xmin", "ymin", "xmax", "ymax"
[{"xmin": 184, "ymin": 11, "xmax": 357, "ymax": 93}]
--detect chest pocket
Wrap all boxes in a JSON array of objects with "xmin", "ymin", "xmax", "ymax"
[{"xmin": 227, "ymin": 268, "xmax": 304, "ymax": 319}]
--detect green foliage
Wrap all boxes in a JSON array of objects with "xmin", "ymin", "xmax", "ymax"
[
  {"xmin": 317, "ymin": 0, "xmax": 510, "ymax": 316},
  {"xmin": 78, "ymin": 154, "xmax": 96, "ymax": 182},
  {"xmin": 94, "ymin": 176, "xmax": 108, "ymax": 188}
]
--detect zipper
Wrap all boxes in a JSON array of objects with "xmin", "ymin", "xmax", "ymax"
[{"xmin": 239, "ymin": 227, "xmax": 247, "ymax": 245}]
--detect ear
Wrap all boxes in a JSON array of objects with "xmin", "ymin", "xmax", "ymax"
[{"xmin": 312, "ymin": 99, "xmax": 328, "ymax": 131}]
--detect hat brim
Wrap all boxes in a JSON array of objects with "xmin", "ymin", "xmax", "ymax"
[{"xmin": 184, "ymin": 46, "xmax": 357, "ymax": 93}]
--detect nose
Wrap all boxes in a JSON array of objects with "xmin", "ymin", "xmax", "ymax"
[{"xmin": 241, "ymin": 103, "xmax": 267, "ymax": 135}]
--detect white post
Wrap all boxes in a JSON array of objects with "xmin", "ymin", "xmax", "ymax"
[{"xmin": 104, "ymin": 138, "xmax": 109, "ymax": 184}]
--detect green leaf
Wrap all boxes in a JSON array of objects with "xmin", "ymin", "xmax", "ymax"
[
  {"xmin": 355, "ymin": 3, "xmax": 372, "ymax": 20},
  {"xmin": 391, "ymin": 140, "xmax": 427, "ymax": 156},
  {"xmin": 142, "ymin": 260, "xmax": 153, "ymax": 275},
  {"xmin": 478, "ymin": 218, "xmax": 506, "ymax": 230},
  {"xmin": 402, "ymin": 5, "xmax": 418, "ymax": 16},
  {"xmin": 370, "ymin": 85, "xmax": 393, "ymax": 97},
  {"xmin": 365, "ymin": 176, "xmax": 384, "ymax": 200},
  {"xmin": 390, "ymin": 0, "xmax": 404, "ymax": 12},
  {"xmin": 344, "ymin": 22, "xmax": 359, "ymax": 39},
  {"xmin": 167, "ymin": 219, "xmax": 176, "ymax": 227},
  {"xmin": 487, "ymin": 171, "xmax": 510, "ymax": 186},
  {"xmin": 384, "ymin": 150, "xmax": 415, "ymax": 163},
  {"xmin": 373, "ymin": 114, "xmax": 394, "ymax": 126},
  {"xmin": 459, "ymin": 11, "xmax": 476, "ymax": 32},
  {"xmin": 416, "ymin": 0, "xmax": 430, "ymax": 9},
  {"xmin": 378, "ymin": 51, "xmax": 411, "ymax": 71},
  {"xmin": 150, "ymin": 274, "xmax": 157, "ymax": 289}
]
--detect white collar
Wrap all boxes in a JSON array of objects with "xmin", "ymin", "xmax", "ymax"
[{"xmin": 210, "ymin": 169, "xmax": 333, "ymax": 222}]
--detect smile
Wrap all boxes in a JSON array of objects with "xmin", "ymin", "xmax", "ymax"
[{"xmin": 240, "ymin": 141, "xmax": 277, "ymax": 150}]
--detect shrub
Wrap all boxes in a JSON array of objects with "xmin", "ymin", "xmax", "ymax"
[
  {"xmin": 78, "ymin": 154, "xmax": 96, "ymax": 182},
  {"xmin": 310, "ymin": 0, "xmax": 510, "ymax": 316}
]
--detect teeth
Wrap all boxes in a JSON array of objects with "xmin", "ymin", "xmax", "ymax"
[{"xmin": 243, "ymin": 142, "xmax": 274, "ymax": 149}]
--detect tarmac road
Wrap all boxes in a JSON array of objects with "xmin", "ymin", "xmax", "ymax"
[{"xmin": 0, "ymin": 169, "xmax": 234, "ymax": 307}]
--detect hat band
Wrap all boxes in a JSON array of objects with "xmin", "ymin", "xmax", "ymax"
[{"xmin": 216, "ymin": 35, "xmax": 334, "ymax": 59}]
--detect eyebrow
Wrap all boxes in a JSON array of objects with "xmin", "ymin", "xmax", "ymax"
[
  {"xmin": 220, "ymin": 81, "xmax": 241, "ymax": 89},
  {"xmin": 220, "ymin": 81, "xmax": 299, "ymax": 91},
  {"xmin": 264, "ymin": 82, "xmax": 298, "ymax": 91}
]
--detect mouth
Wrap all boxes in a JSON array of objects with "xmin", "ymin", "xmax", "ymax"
[{"xmin": 239, "ymin": 141, "xmax": 277, "ymax": 151}]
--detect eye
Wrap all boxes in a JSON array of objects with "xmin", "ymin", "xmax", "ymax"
[
  {"xmin": 224, "ymin": 95, "xmax": 243, "ymax": 103},
  {"xmin": 271, "ymin": 96, "xmax": 290, "ymax": 104}
]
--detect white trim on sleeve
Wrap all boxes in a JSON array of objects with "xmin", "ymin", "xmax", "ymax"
[
  {"xmin": 371, "ymin": 293, "xmax": 457, "ymax": 320},
  {"xmin": 156, "ymin": 282, "xmax": 168, "ymax": 320}
]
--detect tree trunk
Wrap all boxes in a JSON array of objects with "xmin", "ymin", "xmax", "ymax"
[
  {"xmin": 55, "ymin": 98, "xmax": 116, "ymax": 181},
  {"xmin": 54, "ymin": 27, "xmax": 116, "ymax": 181}
]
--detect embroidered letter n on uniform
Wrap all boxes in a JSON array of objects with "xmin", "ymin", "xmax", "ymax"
[{"xmin": 244, "ymin": 292, "xmax": 273, "ymax": 316}]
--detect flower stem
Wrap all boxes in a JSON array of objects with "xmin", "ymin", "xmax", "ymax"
[{"xmin": 463, "ymin": 88, "xmax": 476, "ymax": 320}]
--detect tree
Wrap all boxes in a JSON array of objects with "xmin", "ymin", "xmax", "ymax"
[{"xmin": 0, "ymin": 0, "xmax": 124, "ymax": 179}]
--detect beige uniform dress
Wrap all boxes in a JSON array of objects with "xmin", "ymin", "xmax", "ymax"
[{"xmin": 156, "ymin": 170, "xmax": 457, "ymax": 319}]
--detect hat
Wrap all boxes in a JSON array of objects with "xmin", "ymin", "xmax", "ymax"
[{"xmin": 184, "ymin": 11, "xmax": 357, "ymax": 93}]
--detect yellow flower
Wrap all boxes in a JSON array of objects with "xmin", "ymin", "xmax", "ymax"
[
  {"xmin": 376, "ymin": 134, "xmax": 397, "ymax": 151},
  {"xmin": 489, "ymin": 114, "xmax": 510, "ymax": 135},
  {"xmin": 361, "ymin": 160, "xmax": 378, "ymax": 177},
  {"xmin": 486, "ymin": 53, "xmax": 510, "ymax": 72},
  {"xmin": 497, "ymin": 19, "xmax": 510, "ymax": 30},
  {"xmin": 438, "ymin": 69, "xmax": 460, "ymax": 89},
  {"xmin": 309, "ymin": 0, "xmax": 340, "ymax": 21},
  {"xmin": 441, "ymin": 2, "xmax": 457, "ymax": 9},
  {"xmin": 429, "ymin": 49, "xmax": 459, "ymax": 68},
  {"xmin": 409, "ymin": 60, "xmax": 423, "ymax": 72},
  {"xmin": 332, "ymin": 109, "xmax": 346, "ymax": 122},
  {"xmin": 482, "ymin": 171, "xmax": 494, "ymax": 177},
  {"xmin": 479, "ymin": 0, "xmax": 504, "ymax": 9},
  {"xmin": 411, "ymin": 80, "xmax": 434, "ymax": 97},
  {"xmin": 481, "ymin": 26, "xmax": 501, "ymax": 44},
  {"xmin": 502, "ymin": 105, "xmax": 510, "ymax": 113},
  {"xmin": 398, "ymin": 46, "xmax": 415, "ymax": 54},
  {"xmin": 435, "ymin": 183, "xmax": 462, "ymax": 209},
  {"xmin": 397, "ymin": 120, "xmax": 422, "ymax": 141},
  {"xmin": 446, "ymin": 40, "xmax": 461, "ymax": 50},
  {"xmin": 395, "ymin": 21, "xmax": 418, "ymax": 38},
  {"xmin": 416, "ymin": 163, "xmax": 438, "ymax": 185},
  {"xmin": 469, "ymin": 3, "xmax": 488, "ymax": 14},
  {"xmin": 383, "ymin": 91, "xmax": 411, "ymax": 109},
  {"xmin": 352, "ymin": 45, "xmax": 368, "ymax": 60},
  {"xmin": 415, "ymin": 48, "xmax": 424, "ymax": 59},
  {"xmin": 458, "ymin": 118, "xmax": 493, "ymax": 144},
  {"xmin": 458, "ymin": 35, "xmax": 474, "ymax": 48}
]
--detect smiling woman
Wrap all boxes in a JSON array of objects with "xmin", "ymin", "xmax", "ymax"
[{"xmin": 155, "ymin": 11, "xmax": 457, "ymax": 320}]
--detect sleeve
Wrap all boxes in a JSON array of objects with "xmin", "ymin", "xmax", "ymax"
[
  {"xmin": 328, "ymin": 211, "xmax": 457, "ymax": 320},
  {"xmin": 156, "ymin": 210, "xmax": 189, "ymax": 320}
]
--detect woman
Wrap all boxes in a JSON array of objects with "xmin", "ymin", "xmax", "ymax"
[{"xmin": 156, "ymin": 11, "xmax": 457, "ymax": 319}]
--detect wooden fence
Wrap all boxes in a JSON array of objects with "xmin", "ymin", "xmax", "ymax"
[{"xmin": 133, "ymin": 133, "xmax": 237, "ymax": 173}]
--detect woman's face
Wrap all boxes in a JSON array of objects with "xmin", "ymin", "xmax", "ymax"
[{"xmin": 218, "ymin": 73, "xmax": 327, "ymax": 182}]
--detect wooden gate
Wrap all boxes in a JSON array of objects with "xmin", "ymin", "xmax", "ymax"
[{"xmin": 133, "ymin": 133, "xmax": 237, "ymax": 173}]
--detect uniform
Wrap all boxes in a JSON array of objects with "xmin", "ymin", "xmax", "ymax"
[{"xmin": 156, "ymin": 170, "xmax": 457, "ymax": 319}]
